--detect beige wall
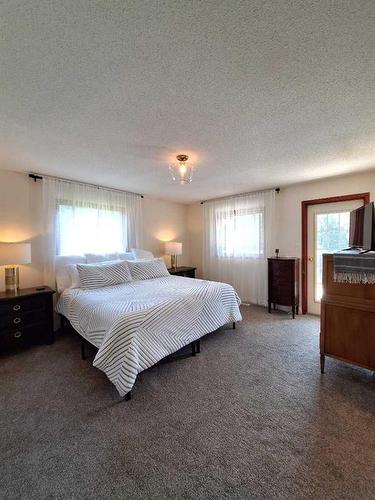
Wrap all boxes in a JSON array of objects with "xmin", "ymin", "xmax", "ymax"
[
  {"xmin": 2, "ymin": 167, "xmax": 375, "ymax": 292},
  {"xmin": 187, "ymin": 203, "xmax": 204, "ymax": 278},
  {"xmin": 0, "ymin": 170, "xmax": 190, "ymax": 291},
  {"xmin": 186, "ymin": 170, "xmax": 375, "ymax": 277},
  {"xmin": 276, "ymin": 170, "xmax": 375, "ymax": 259},
  {"xmin": 142, "ymin": 196, "xmax": 189, "ymax": 268},
  {"xmin": 0, "ymin": 170, "xmax": 44, "ymax": 291}
]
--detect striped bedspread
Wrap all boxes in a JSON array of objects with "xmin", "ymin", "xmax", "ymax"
[{"xmin": 56, "ymin": 276, "xmax": 242, "ymax": 396}]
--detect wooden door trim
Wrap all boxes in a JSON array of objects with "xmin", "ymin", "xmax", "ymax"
[{"xmin": 301, "ymin": 192, "xmax": 370, "ymax": 314}]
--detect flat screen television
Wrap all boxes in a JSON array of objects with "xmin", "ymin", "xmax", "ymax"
[{"xmin": 349, "ymin": 202, "xmax": 374, "ymax": 249}]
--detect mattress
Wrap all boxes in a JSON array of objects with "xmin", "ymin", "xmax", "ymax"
[{"xmin": 56, "ymin": 275, "xmax": 242, "ymax": 396}]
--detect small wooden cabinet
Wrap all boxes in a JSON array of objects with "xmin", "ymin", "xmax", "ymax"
[
  {"xmin": 268, "ymin": 258, "xmax": 300, "ymax": 318},
  {"xmin": 168, "ymin": 266, "xmax": 196, "ymax": 278},
  {"xmin": 0, "ymin": 287, "xmax": 55, "ymax": 351},
  {"xmin": 320, "ymin": 254, "xmax": 375, "ymax": 373}
]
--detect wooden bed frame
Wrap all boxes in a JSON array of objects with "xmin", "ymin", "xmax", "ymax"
[{"xmin": 60, "ymin": 314, "xmax": 236, "ymax": 401}]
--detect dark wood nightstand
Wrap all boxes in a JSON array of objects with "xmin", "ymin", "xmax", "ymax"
[
  {"xmin": 168, "ymin": 266, "xmax": 196, "ymax": 278},
  {"xmin": 268, "ymin": 258, "xmax": 299, "ymax": 318},
  {"xmin": 0, "ymin": 286, "xmax": 55, "ymax": 350}
]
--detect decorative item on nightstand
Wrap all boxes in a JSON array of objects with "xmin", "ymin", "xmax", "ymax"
[
  {"xmin": 0, "ymin": 243, "xmax": 31, "ymax": 293},
  {"xmin": 165, "ymin": 241, "xmax": 182, "ymax": 269}
]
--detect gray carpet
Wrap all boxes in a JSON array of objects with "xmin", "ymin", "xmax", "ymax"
[{"xmin": 0, "ymin": 305, "xmax": 374, "ymax": 500}]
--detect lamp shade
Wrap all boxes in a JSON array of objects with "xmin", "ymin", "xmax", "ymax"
[
  {"xmin": 0, "ymin": 243, "xmax": 31, "ymax": 265},
  {"xmin": 165, "ymin": 241, "xmax": 182, "ymax": 256}
]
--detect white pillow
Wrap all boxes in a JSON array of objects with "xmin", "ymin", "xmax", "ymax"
[
  {"xmin": 127, "ymin": 257, "xmax": 170, "ymax": 280},
  {"xmin": 85, "ymin": 252, "xmax": 120, "ymax": 263},
  {"xmin": 131, "ymin": 248, "xmax": 154, "ymax": 260},
  {"xmin": 77, "ymin": 261, "xmax": 133, "ymax": 289},
  {"xmin": 55, "ymin": 255, "xmax": 86, "ymax": 293},
  {"xmin": 118, "ymin": 252, "xmax": 134, "ymax": 261},
  {"xmin": 55, "ymin": 264, "xmax": 82, "ymax": 293},
  {"xmin": 67, "ymin": 264, "xmax": 81, "ymax": 289}
]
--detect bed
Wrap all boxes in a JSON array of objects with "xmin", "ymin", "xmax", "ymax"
[{"xmin": 55, "ymin": 257, "xmax": 242, "ymax": 399}]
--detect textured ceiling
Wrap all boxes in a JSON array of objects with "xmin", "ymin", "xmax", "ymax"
[{"xmin": 1, "ymin": 0, "xmax": 375, "ymax": 203}]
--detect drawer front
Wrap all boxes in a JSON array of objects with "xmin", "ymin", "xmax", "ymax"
[
  {"xmin": 0, "ymin": 322, "xmax": 50, "ymax": 350},
  {"xmin": 269, "ymin": 262, "xmax": 293, "ymax": 285},
  {"xmin": 323, "ymin": 304, "xmax": 375, "ymax": 369},
  {"xmin": 0, "ymin": 295, "xmax": 47, "ymax": 316},
  {"xmin": 270, "ymin": 285, "xmax": 293, "ymax": 305},
  {"xmin": 0, "ymin": 308, "xmax": 49, "ymax": 330}
]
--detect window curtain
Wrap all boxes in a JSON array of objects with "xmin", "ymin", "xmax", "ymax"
[
  {"xmin": 203, "ymin": 189, "xmax": 276, "ymax": 305},
  {"xmin": 42, "ymin": 177, "xmax": 143, "ymax": 288}
]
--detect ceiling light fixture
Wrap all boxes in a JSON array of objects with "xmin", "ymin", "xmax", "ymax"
[{"xmin": 169, "ymin": 154, "xmax": 193, "ymax": 184}]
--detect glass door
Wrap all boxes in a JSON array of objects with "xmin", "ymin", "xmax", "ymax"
[{"xmin": 307, "ymin": 200, "xmax": 363, "ymax": 314}]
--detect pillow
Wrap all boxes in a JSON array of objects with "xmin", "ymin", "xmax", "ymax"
[
  {"xmin": 85, "ymin": 252, "xmax": 119, "ymax": 263},
  {"xmin": 77, "ymin": 260, "xmax": 133, "ymax": 289},
  {"xmin": 127, "ymin": 257, "xmax": 170, "ymax": 280},
  {"xmin": 55, "ymin": 255, "xmax": 86, "ymax": 293},
  {"xmin": 131, "ymin": 248, "xmax": 154, "ymax": 260},
  {"xmin": 66, "ymin": 264, "xmax": 81, "ymax": 289},
  {"xmin": 118, "ymin": 252, "xmax": 134, "ymax": 261}
]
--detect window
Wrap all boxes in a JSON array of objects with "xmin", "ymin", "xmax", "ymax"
[
  {"xmin": 216, "ymin": 208, "xmax": 264, "ymax": 258},
  {"xmin": 57, "ymin": 202, "xmax": 127, "ymax": 256}
]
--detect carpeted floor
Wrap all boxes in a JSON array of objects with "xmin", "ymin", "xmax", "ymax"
[{"xmin": 0, "ymin": 305, "xmax": 374, "ymax": 500}]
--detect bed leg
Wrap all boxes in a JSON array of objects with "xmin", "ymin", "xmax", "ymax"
[
  {"xmin": 233, "ymin": 322, "xmax": 236, "ymax": 330},
  {"xmin": 191, "ymin": 341, "xmax": 196, "ymax": 356},
  {"xmin": 60, "ymin": 314, "xmax": 66, "ymax": 332},
  {"xmin": 80, "ymin": 337, "xmax": 86, "ymax": 360},
  {"xmin": 320, "ymin": 355, "xmax": 325, "ymax": 374},
  {"xmin": 195, "ymin": 339, "xmax": 201, "ymax": 354},
  {"xmin": 124, "ymin": 391, "xmax": 132, "ymax": 401}
]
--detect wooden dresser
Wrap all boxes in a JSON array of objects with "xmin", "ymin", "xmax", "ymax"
[
  {"xmin": 268, "ymin": 257, "xmax": 300, "ymax": 318},
  {"xmin": 0, "ymin": 287, "xmax": 55, "ymax": 351},
  {"xmin": 320, "ymin": 254, "xmax": 375, "ymax": 373}
]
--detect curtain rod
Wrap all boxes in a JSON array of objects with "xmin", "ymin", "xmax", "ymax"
[
  {"xmin": 28, "ymin": 173, "xmax": 144, "ymax": 198},
  {"xmin": 200, "ymin": 187, "xmax": 280, "ymax": 204}
]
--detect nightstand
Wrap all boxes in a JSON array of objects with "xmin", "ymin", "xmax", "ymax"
[
  {"xmin": 168, "ymin": 266, "xmax": 196, "ymax": 278},
  {"xmin": 268, "ymin": 258, "xmax": 299, "ymax": 318},
  {"xmin": 0, "ymin": 286, "xmax": 55, "ymax": 350}
]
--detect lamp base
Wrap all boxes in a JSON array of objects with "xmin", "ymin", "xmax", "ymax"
[
  {"xmin": 5, "ymin": 266, "xmax": 19, "ymax": 292},
  {"xmin": 171, "ymin": 255, "xmax": 178, "ymax": 269}
]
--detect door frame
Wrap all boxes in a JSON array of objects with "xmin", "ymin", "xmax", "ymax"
[{"xmin": 301, "ymin": 192, "xmax": 370, "ymax": 314}]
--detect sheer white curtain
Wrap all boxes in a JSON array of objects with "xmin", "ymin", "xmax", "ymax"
[
  {"xmin": 203, "ymin": 189, "xmax": 275, "ymax": 305},
  {"xmin": 42, "ymin": 177, "xmax": 143, "ymax": 287}
]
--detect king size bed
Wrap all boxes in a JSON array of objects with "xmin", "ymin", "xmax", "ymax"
[{"xmin": 55, "ymin": 255, "xmax": 242, "ymax": 399}]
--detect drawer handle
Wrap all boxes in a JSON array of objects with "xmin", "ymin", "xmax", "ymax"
[
  {"xmin": 13, "ymin": 304, "xmax": 21, "ymax": 311},
  {"xmin": 13, "ymin": 317, "xmax": 21, "ymax": 324},
  {"xmin": 14, "ymin": 331, "xmax": 22, "ymax": 339}
]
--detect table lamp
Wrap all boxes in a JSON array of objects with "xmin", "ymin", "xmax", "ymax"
[
  {"xmin": 0, "ymin": 243, "xmax": 31, "ymax": 292},
  {"xmin": 165, "ymin": 241, "xmax": 182, "ymax": 269}
]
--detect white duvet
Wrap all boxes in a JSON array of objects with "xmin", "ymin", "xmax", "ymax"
[{"xmin": 56, "ymin": 275, "xmax": 242, "ymax": 396}]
